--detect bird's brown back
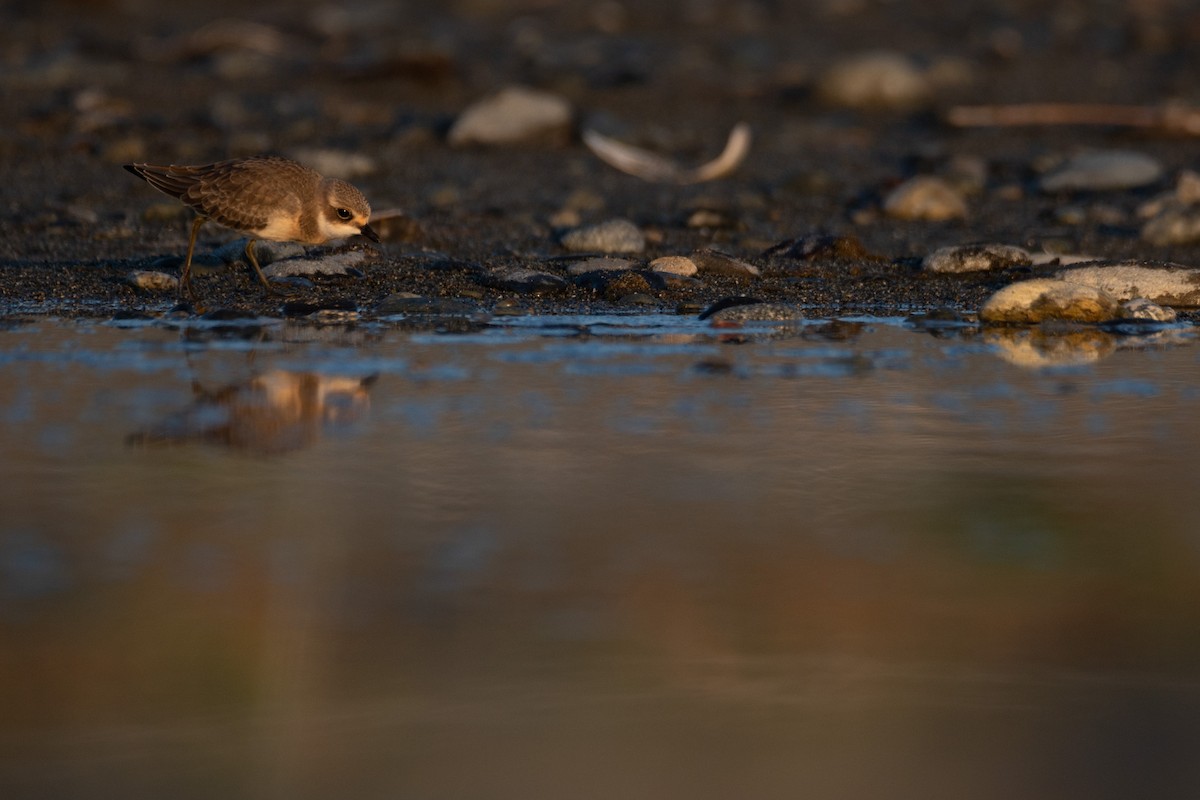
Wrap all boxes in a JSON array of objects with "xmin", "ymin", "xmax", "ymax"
[{"xmin": 125, "ymin": 156, "xmax": 321, "ymax": 235}]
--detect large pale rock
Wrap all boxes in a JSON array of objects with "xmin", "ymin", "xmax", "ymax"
[
  {"xmin": 923, "ymin": 243, "xmax": 1031, "ymax": 273},
  {"xmin": 979, "ymin": 278, "xmax": 1120, "ymax": 324},
  {"xmin": 1057, "ymin": 263, "xmax": 1200, "ymax": 307}
]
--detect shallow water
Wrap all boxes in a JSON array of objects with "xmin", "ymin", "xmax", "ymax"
[{"xmin": 2, "ymin": 313, "xmax": 1200, "ymax": 799}]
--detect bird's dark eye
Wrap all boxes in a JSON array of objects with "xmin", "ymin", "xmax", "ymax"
[{"xmin": 335, "ymin": 208, "xmax": 352, "ymax": 221}]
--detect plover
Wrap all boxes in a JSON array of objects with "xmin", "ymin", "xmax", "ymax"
[{"xmin": 125, "ymin": 155, "xmax": 379, "ymax": 304}]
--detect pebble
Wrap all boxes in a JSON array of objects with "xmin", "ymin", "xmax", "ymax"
[
  {"xmin": 125, "ymin": 270, "xmax": 178, "ymax": 292},
  {"xmin": 214, "ymin": 239, "xmax": 306, "ymax": 265},
  {"xmin": 1056, "ymin": 263, "xmax": 1200, "ymax": 306},
  {"xmin": 690, "ymin": 249, "xmax": 761, "ymax": 280},
  {"xmin": 979, "ymin": 278, "xmax": 1120, "ymax": 324},
  {"xmin": 1137, "ymin": 170, "xmax": 1200, "ymax": 245},
  {"xmin": 1176, "ymin": 170, "xmax": 1200, "ymax": 204},
  {"xmin": 560, "ymin": 218, "xmax": 645, "ymax": 254},
  {"xmin": 289, "ymin": 147, "xmax": 377, "ymax": 178},
  {"xmin": 1115, "ymin": 297, "xmax": 1176, "ymax": 323},
  {"xmin": 686, "ymin": 208, "xmax": 738, "ymax": 229},
  {"xmin": 478, "ymin": 266, "xmax": 569, "ymax": 295},
  {"xmin": 815, "ymin": 51, "xmax": 932, "ymax": 110},
  {"xmin": 649, "ymin": 256, "xmax": 698, "ymax": 277},
  {"xmin": 598, "ymin": 271, "xmax": 653, "ymax": 301},
  {"xmin": 705, "ymin": 301, "xmax": 804, "ymax": 323},
  {"xmin": 267, "ymin": 276, "xmax": 316, "ymax": 290},
  {"xmin": 448, "ymin": 85, "xmax": 573, "ymax": 147},
  {"xmin": 566, "ymin": 257, "xmax": 636, "ymax": 276},
  {"xmin": 1053, "ymin": 205, "xmax": 1088, "ymax": 226},
  {"xmin": 922, "ymin": 243, "xmax": 1032, "ymax": 273},
  {"xmin": 1141, "ymin": 205, "xmax": 1200, "ymax": 246},
  {"xmin": 1039, "ymin": 150, "xmax": 1164, "ymax": 192},
  {"xmin": 262, "ymin": 249, "xmax": 372, "ymax": 277},
  {"xmin": 883, "ymin": 176, "xmax": 968, "ymax": 221},
  {"xmin": 698, "ymin": 296, "xmax": 768, "ymax": 320},
  {"xmin": 1147, "ymin": 208, "xmax": 1200, "ymax": 245}
]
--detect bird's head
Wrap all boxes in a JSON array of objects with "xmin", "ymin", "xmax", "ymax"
[{"xmin": 320, "ymin": 179, "xmax": 379, "ymax": 243}]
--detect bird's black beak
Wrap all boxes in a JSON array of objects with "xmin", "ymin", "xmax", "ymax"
[{"xmin": 359, "ymin": 223, "xmax": 381, "ymax": 243}]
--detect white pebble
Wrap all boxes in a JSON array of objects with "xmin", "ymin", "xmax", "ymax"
[
  {"xmin": 816, "ymin": 51, "xmax": 931, "ymax": 110},
  {"xmin": 560, "ymin": 218, "xmax": 645, "ymax": 254},
  {"xmin": 1039, "ymin": 150, "xmax": 1164, "ymax": 192},
  {"xmin": 649, "ymin": 256, "xmax": 698, "ymax": 277},
  {"xmin": 448, "ymin": 86, "xmax": 572, "ymax": 147},
  {"xmin": 883, "ymin": 176, "xmax": 967, "ymax": 221}
]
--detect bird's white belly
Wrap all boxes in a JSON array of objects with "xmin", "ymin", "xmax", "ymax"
[{"xmin": 252, "ymin": 213, "xmax": 305, "ymax": 243}]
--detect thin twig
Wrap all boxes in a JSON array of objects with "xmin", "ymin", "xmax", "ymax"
[{"xmin": 945, "ymin": 102, "xmax": 1200, "ymax": 135}]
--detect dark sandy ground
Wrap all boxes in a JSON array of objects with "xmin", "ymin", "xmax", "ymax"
[{"xmin": 2, "ymin": 0, "xmax": 1200, "ymax": 321}]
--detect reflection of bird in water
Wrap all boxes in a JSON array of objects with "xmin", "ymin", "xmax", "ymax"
[
  {"xmin": 128, "ymin": 370, "xmax": 376, "ymax": 455},
  {"xmin": 124, "ymin": 156, "xmax": 379, "ymax": 306}
]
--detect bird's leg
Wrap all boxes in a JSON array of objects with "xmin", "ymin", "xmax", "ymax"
[
  {"xmin": 180, "ymin": 215, "xmax": 205, "ymax": 304},
  {"xmin": 244, "ymin": 239, "xmax": 283, "ymax": 296}
]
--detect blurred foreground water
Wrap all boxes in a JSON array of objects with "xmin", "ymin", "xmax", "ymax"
[{"xmin": 2, "ymin": 313, "xmax": 1200, "ymax": 799}]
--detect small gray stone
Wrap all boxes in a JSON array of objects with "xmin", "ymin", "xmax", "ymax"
[
  {"xmin": 979, "ymin": 278, "xmax": 1120, "ymax": 324},
  {"xmin": 479, "ymin": 266, "xmax": 569, "ymax": 295},
  {"xmin": 883, "ymin": 176, "xmax": 968, "ymax": 221},
  {"xmin": 816, "ymin": 51, "xmax": 932, "ymax": 110},
  {"xmin": 649, "ymin": 256, "xmax": 698, "ymax": 277},
  {"xmin": 923, "ymin": 243, "xmax": 1032, "ymax": 273},
  {"xmin": 560, "ymin": 218, "xmax": 645, "ymax": 254},
  {"xmin": 566, "ymin": 257, "xmax": 636, "ymax": 276},
  {"xmin": 214, "ymin": 238, "xmax": 306, "ymax": 265},
  {"xmin": 1039, "ymin": 150, "xmax": 1164, "ymax": 192},
  {"xmin": 1056, "ymin": 263, "xmax": 1200, "ymax": 307},
  {"xmin": 448, "ymin": 85, "xmax": 572, "ymax": 147},
  {"xmin": 691, "ymin": 249, "xmax": 761, "ymax": 280},
  {"xmin": 263, "ymin": 249, "xmax": 372, "ymax": 277},
  {"xmin": 125, "ymin": 270, "xmax": 178, "ymax": 292}
]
